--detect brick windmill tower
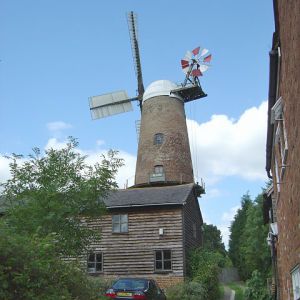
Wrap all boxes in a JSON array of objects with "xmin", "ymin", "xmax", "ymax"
[
  {"xmin": 89, "ymin": 12, "xmax": 211, "ymax": 191},
  {"xmin": 87, "ymin": 12, "xmax": 212, "ymax": 285}
]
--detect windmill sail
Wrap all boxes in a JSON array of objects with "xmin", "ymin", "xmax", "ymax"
[
  {"xmin": 127, "ymin": 11, "xmax": 144, "ymax": 109},
  {"xmin": 89, "ymin": 90, "xmax": 133, "ymax": 119}
]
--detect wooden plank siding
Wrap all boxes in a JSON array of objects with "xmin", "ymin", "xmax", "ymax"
[
  {"xmin": 182, "ymin": 191, "xmax": 203, "ymax": 275},
  {"xmin": 79, "ymin": 186, "xmax": 203, "ymax": 288},
  {"xmin": 84, "ymin": 206, "xmax": 185, "ymax": 277}
]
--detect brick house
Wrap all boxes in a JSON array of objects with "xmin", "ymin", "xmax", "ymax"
[
  {"xmin": 84, "ymin": 183, "xmax": 203, "ymax": 288},
  {"xmin": 264, "ymin": 1, "xmax": 300, "ymax": 299}
]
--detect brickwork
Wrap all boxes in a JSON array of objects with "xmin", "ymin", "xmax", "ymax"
[
  {"xmin": 135, "ymin": 95, "xmax": 194, "ymax": 186},
  {"xmin": 271, "ymin": 1, "xmax": 300, "ymax": 299}
]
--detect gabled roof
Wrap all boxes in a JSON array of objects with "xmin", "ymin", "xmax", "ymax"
[{"xmin": 103, "ymin": 183, "xmax": 195, "ymax": 209}]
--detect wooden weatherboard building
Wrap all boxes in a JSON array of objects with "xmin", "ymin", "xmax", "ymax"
[
  {"xmin": 86, "ymin": 184, "xmax": 203, "ymax": 287},
  {"xmin": 86, "ymin": 79, "xmax": 206, "ymax": 287}
]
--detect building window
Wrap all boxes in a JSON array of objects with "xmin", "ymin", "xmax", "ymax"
[
  {"xmin": 154, "ymin": 133, "xmax": 164, "ymax": 145},
  {"xmin": 155, "ymin": 250, "xmax": 172, "ymax": 272},
  {"xmin": 291, "ymin": 265, "xmax": 300, "ymax": 300},
  {"xmin": 112, "ymin": 214, "xmax": 128, "ymax": 233},
  {"xmin": 87, "ymin": 252, "xmax": 103, "ymax": 273},
  {"xmin": 154, "ymin": 165, "xmax": 164, "ymax": 174},
  {"xmin": 273, "ymin": 97, "xmax": 288, "ymax": 180}
]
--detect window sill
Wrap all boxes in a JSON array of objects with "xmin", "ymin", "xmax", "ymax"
[
  {"xmin": 88, "ymin": 272, "xmax": 103, "ymax": 276},
  {"xmin": 154, "ymin": 270, "xmax": 173, "ymax": 274}
]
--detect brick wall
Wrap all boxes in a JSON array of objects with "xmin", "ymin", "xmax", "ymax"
[
  {"xmin": 102, "ymin": 274, "xmax": 184, "ymax": 290},
  {"xmin": 135, "ymin": 95, "xmax": 194, "ymax": 185},
  {"xmin": 272, "ymin": 1, "xmax": 300, "ymax": 299}
]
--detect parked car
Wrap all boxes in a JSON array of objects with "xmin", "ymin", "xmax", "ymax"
[{"xmin": 104, "ymin": 278, "xmax": 166, "ymax": 300}]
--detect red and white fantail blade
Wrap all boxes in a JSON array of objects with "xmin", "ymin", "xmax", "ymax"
[
  {"xmin": 191, "ymin": 69, "xmax": 202, "ymax": 77},
  {"xmin": 184, "ymin": 50, "xmax": 193, "ymax": 61},
  {"xmin": 181, "ymin": 59, "xmax": 190, "ymax": 74},
  {"xmin": 182, "ymin": 67, "xmax": 189, "ymax": 74},
  {"xmin": 200, "ymin": 48, "xmax": 209, "ymax": 57},
  {"xmin": 203, "ymin": 54, "xmax": 212, "ymax": 63},
  {"xmin": 181, "ymin": 59, "xmax": 190, "ymax": 69},
  {"xmin": 192, "ymin": 46, "xmax": 200, "ymax": 56},
  {"xmin": 199, "ymin": 64, "xmax": 209, "ymax": 73}
]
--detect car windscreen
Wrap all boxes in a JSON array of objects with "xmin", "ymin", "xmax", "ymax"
[{"xmin": 113, "ymin": 279, "xmax": 148, "ymax": 291}]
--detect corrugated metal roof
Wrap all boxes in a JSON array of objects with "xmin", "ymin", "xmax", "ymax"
[{"xmin": 103, "ymin": 183, "xmax": 195, "ymax": 208}]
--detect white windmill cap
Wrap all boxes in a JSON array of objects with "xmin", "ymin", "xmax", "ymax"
[{"xmin": 143, "ymin": 80, "xmax": 183, "ymax": 102}]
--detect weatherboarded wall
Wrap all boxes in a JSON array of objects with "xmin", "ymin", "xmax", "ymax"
[
  {"xmin": 182, "ymin": 191, "xmax": 203, "ymax": 275},
  {"xmin": 85, "ymin": 206, "xmax": 185, "ymax": 288}
]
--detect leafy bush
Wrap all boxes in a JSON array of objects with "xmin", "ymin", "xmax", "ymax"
[
  {"xmin": 166, "ymin": 281, "xmax": 207, "ymax": 300},
  {"xmin": 188, "ymin": 248, "xmax": 221, "ymax": 300},
  {"xmin": 227, "ymin": 282, "xmax": 245, "ymax": 300},
  {"xmin": 244, "ymin": 270, "xmax": 271, "ymax": 300},
  {"xmin": 0, "ymin": 226, "xmax": 101, "ymax": 300}
]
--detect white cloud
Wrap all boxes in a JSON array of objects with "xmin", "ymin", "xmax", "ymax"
[
  {"xmin": 45, "ymin": 138, "xmax": 69, "ymax": 150},
  {"xmin": 203, "ymin": 188, "xmax": 221, "ymax": 199},
  {"xmin": 1, "ymin": 137, "xmax": 136, "ymax": 190},
  {"xmin": 0, "ymin": 156, "xmax": 11, "ymax": 185},
  {"xmin": 222, "ymin": 206, "xmax": 240, "ymax": 222},
  {"xmin": 188, "ymin": 101, "xmax": 268, "ymax": 183},
  {"xmin": 213, "ymin": 205, "xmax": 241, "ymax": 249},
  {"xmin": 84, "ymin": 148, "xmax": 136, "ymax": 189},
  {"xmin": 47, "ymin": 121, "xmax": 72, "ymax": 132},
  {"xmin": 44, "ymin": 138, "xmax": 136, "ymax": 189},
  {"xmin": 96, "ymin": 139, "xmax": 106, "ymax": 146},
  {"xmin": 218, "ymin": 224, "xmax": 231, "ymax": 250}
]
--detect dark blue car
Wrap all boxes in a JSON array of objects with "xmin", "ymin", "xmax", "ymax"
[{"xmin": 104, "ymin": 278, "xmax": 167, "ymax": 300}]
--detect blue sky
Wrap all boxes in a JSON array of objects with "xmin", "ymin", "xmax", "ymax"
[{"xmin": 0, "ymin": 0, "xmax": 274, "ymax": 246}]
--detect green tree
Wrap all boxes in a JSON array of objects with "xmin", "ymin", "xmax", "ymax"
[
  {"xmin": 228, "ymin": 189, "xmax": 272, "ymax": 282},
  {"xmin": 1, "ymin": 137, "xmax": 123, "ymax": 256},
  {"xmin": 240, "ymin": 193, "xmax": 271, "ymax": 279},
  {"xmin": 188, "ymin": 248, "xmax": 222, "ymax": 300},
  {"xmin": 0, "ymin": 138, "xmax": 123, "ymax": 299},
  {"xmin": 244, "ymin": 270, "xmax": 271, "ymax": 300},
  {"xmin": 228, "ymin": 193, "xmax": 253, "ymax": 279},
  {"xmin": 202, "ymin": 223, "xmax": 226, "ymax": 256}
]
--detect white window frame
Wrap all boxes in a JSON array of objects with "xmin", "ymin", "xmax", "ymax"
[
  {"xmin": 87, "ymin": 252, "xmax": 103, "ymax": 273},
  {"xmin": 112, "ymin": 214, "xmax": 128, "ymax": 233},
  {"xmin": 291, "ymin": 265, "xmax": 300, "ymax": 300},
  {"xmin": 274, "ymin": 156, "xmax": 281, "ymax": 194},
  {"xmin": 273, "ymin": 97, "xmax": 288, "ymax": 186},
  {"xmin": 271, "ymin": 97, "xmax": 283, "ymax": 124}
]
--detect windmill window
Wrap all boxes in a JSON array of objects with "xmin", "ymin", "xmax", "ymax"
[
  {"xmin": 154, "ymin": 133, "xmax": 164, "ymax": 145},
  {"xmin": 112, "ymin": 214, "xmax": 128, "ymax": 233},
  {"xmin": 273, "ymin": 97, "xmax": 288, "ymax": 184},
  {"xmin": 87, "ymin": 252, "xmax": 103, "ymax": 273},
  {"xmin": 155, "ymin": 250, "xmax": 172, "ymax": 272},
  {"xmin": 154, "ymin": 165, "xmax": 164, "ymax": 174}
]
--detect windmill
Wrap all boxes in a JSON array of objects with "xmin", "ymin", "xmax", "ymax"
[
  {"xmin": 89, "ymin": 12, "xmax": 211, "ymax": 189},
  {"xmin": 89, "ymin": 12, "xmax": 211, "ymax": 120}
]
